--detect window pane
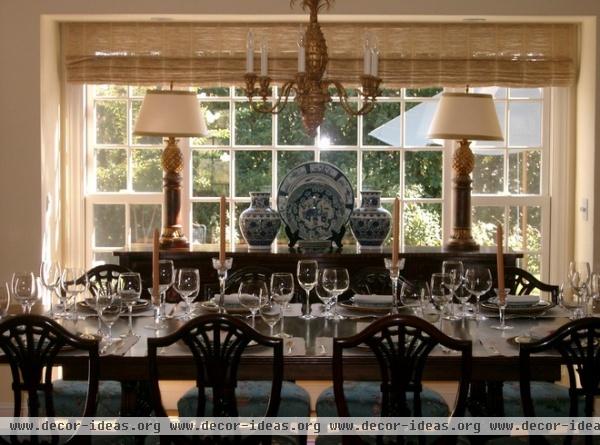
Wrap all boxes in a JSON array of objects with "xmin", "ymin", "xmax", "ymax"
[
  {"xmin": 509, "ymin": 150, "xmax": 541, "ymax": 195},
  {"xmin": 472, "ymin": 102, "xmax": 505, "ymax": 148},
  {"xmin": 235, "ymin": 103, "xmax": 272, "ymax": 145},
  {"xmin": 93, "ymin": 204, "xmax": 125, "ymax": 247},
  {"xmin": 277, "ymin": 102, "xmax": 315, "ymax": 146},
  {"xmin": 277, "ymin": 151, "xmax": 314, "ymax": 184},
  {"xmin": 132, "ymin": 148, "xmax": 162, "ymax": 192},
  {"xmin": 519, "ymin": 253, "xmax": 541, "ymax": 278},
  {"xmin": 192, "ymin": 202, "xmax": 229, "ymax": 245},
  {"xmin": 95, "ymin": 149, "xmax": 126, "ymax": 192},
  {"xmin": 192, "ymin": 150, "xmax": 230, "ymax": 197},
  {"xmin": 197, "ymin": 87, "xmax": 230, "ymax": 97},
  {"xmin": 472, "ymin": 206, "xmax": 504, "ymax": 246},
  {"xmin": 509, "ymin": 205, "xmax": 541, "ymax": 253},
  {"xmin": 130, "ymin": 204, "xmax": 161, "ymax": 244},
  {"xmin": 95, "ymin": 85, "xmax": 127, "ymax": 97},
  {"xmin": 379, "ymin": 88, "xmax": 402, "ymax": 97},
  {"xmin": 406, "ymin": 88, "xmax": 442, "ymax": 98},
  {"xmin": 320, "ymin": 102, "xmax": 357, "ymax": 146},
  {"xmin": 362, "ymin": 151, "xmax": 400, "ymax": 197},
  {"xmin": 131, "ymin": 100, "xmax": 163, "ymax": 145},
  {"xmin": 192, "ymin": 102, "xmax": 230, "ymax": 146},
  {"xmin": 235, "ymin": 151, "xmax": 272, "ymax": 196},
  {"xmin": 404, "ymin": 151, "xmax": 442, "ymax": 198},
  {"xmin": 320, "ymin": 151, "xmax": 357, "ymax": 190},
  {"xmin": 95, "ymin": 100, "xmax": 127, "ymax": 145},
  {"xmin": 510, "ymin": 88, "xmax": 542, "ymax": 99},
  {"xmin": 509, "ymin": 102, "xmax": 542, "ymax": 146},
  {"xmin": 472, "ymin": 87, "xmax": 507, "ymax": 99},
  {"xmin": 362, "ymin": 103, "xmax": 401, "ymax": 146},
  {"xmin": 92, "ymin": 252, "xmax": 118, "ymax": 266},
  {"xmin": 473, "ymin": 153, "xmax": 504, "ymax": 194},
  {"xmin": 403, "ymin": 203, "xmax": 442, "ymax": 247},
  {"xmin": 404, "ymin": 101, "xmax": 438, "ymax": 147},
  {"xmin": 131, "ymin": 86, "xmax": 154, "ymax": 97}
]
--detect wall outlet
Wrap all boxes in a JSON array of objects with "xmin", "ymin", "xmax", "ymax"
[{"xmin": 580, "ymin": 198, "xmax": 589, "ymax": 221}]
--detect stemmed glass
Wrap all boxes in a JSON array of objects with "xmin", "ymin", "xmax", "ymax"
[
  {"xmin": 591, "ymin": 273, "xmax": 600, "ymax": 301},
  {"xmin": 146, "ymin": 260, "xmax": 175, "ymax": 330},
  {"xmin": 260, "ymin": 297, "xmax": 281, "ymax": 337},
  {"xmin": 60, "ymin": 268, "xmax": 87, "ymax": 320},
  {"xmin": 118, "ymin": 272, "xmax": 142, "ymax": 337},
  {"xmin": 40, "ymin": 261, "xmax": 61, "ymax": 316},
  {"xmin": 174, "ymin": 268, "xmax": 200, "ymax": 320},
  {"xmin": 99, "ymin": 296, "xmax": 122, "ymax": 352},
  {"xmin": 569, "ymin": 261, "xmax": 591, "ymax": 315},
  {"xmin": 442, "ymin": 261, "xmax": 463, "ymax": 320},
  {"xmin": 321, "ymin": 267, "xmax": 349, "ymax": 321},
  {"xmin": 315, "ymin": 278, "xmax": 335, "ymax": 319},
  {"xmin": 239, "ymin": 279, "xmax": 268, "ymax": 328},
  {"xmin": 270, "ymin": 273, "xmax": 294, "ymax": 338},
  {"xmin": 491, "ymin": 288, "xmax": 513, "ymax": 330},
  {"xmin": 384, "ymin": 258, "xmax": 405, "ymax": 314},
  {"xmin": 400, "ymin": 280, "xmax": 429, "ymax": 315},
  {"xmin": 430, "ymin": 273, "xmax": 452, "ymax": 330},
  {"xmin": 297, "ymin": 260, "xmax": 318, "ymax": 320},
  {"xmin": 12, "ymin": 272, "xmax": 38, "ymax": 314},
  {"xmin": 464, "ymin": 267, "xmax": 492, "ymax": 321},
  {"xmin": 212, "ymin": 257, "xmax": 233, "ymax": 314},
  {"xmin": 0, "ymin": 282, "xmax": 10, "ymax": 319},
  {"xmin": 559, "ymin": 282, "xmax": 586, "ymax": 320}
]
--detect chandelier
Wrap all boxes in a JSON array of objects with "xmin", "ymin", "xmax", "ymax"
[{"xmin": 243, "ymin": 0, "xmax": 382, "ymax": 137}]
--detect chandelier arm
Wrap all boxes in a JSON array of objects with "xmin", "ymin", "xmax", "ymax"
[
  {"xmin": 246, "ymin": 80, "xmax": 296, "ymax": 115},
  {"xmin": 329, "ymin": 79, "xmax": 378, "ymax": 116}
]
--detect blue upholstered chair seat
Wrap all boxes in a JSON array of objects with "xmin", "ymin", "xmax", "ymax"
[
  {"xmin": 40, "ymin": 380, "xmax": 122, "ymax": 417},
  {"xmin": 178, "ymin": 380, "xmax": 310, "ymax": 417},
  {"xmin": 503, "ymin": 381, "xmax": 584, "ymax": 417}
]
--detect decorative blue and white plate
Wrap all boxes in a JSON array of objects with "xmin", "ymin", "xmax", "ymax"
[{"xmin": 277, "ymin": 162, "xmax": 354, "ymax": 244}]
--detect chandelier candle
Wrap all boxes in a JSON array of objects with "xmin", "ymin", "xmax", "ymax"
[
  {"xmin": 220, "ymin": 196, "xmax": 226, "ymax": 263},
  {"xmin": 496, "ymin": 224, "xmax": 506, "ymax": 304}
]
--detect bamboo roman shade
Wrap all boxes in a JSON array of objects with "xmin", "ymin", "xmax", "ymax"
[{"xmin": 62, "ymin": 22, "xmax": 578, "ymax": 87}]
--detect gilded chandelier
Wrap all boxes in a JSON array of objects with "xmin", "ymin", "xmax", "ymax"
[{"xmin": 244, "ymin": 0, "xmax": 382, "ymax": 137}]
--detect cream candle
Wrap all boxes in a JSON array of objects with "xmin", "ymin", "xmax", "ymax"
[{"xmin": 219, "ymin": 196, "xmax": 226, "ymax": 263}]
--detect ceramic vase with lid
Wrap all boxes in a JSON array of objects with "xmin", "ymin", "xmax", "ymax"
[
  {"xmin": 349, "ymin": 191, "xmax": 392, "ymax": 248},
  {"xmin": 239, "ymin": 192, "xmax": 281, "ymax": 249}
]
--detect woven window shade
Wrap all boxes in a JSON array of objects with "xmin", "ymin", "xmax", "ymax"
[{"xmin": 62, "ymin": 22, "xmax": 578, "ymax": 87}]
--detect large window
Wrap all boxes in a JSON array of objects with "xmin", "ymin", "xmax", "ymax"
[{"xmin": 84, "ymin": 84, "xmax": 548, "ymax": 277}]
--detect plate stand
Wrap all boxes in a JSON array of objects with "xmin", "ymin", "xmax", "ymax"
[{"xmin": 285, "ymin": 224, "xmax": 346, "ymax": 248}]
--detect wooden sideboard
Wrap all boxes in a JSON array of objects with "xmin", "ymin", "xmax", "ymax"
[{"xmin": 115, "ymin": 245, "xmax": 522, "ymax": 301}]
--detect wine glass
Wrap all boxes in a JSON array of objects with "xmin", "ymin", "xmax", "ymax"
[
  {"xmin": 259, "ymin": 297, "xmax": 281, "ymax": 337},
  {"xmin": 560, "ymin": 281, "xmax": 586, "ymax": 320},
  {"xmin": 491, "ymin": 288, "xmax": 513, "ymax": 330},
  {"xmin": 40, "ymin": 261, "xmax": 61, "ymax": 316},
  {"xmin": 118, "ymin": 272, "xmax": 142, "ymax": 337},
  {"xmin": 591, "ymin": 272, "xmax": 600, "ymax": 301},
  {"xmin": 297, "ymin": 260, "xmax": 318, "ymax": 320},
  {"xmin": 464, "ymin": 267, "xmax": 493, "ymax": 321},
  {"xmin": 12, "ymin": 272, "xmax": 38, "ymax": 314},
  {"xmin": 239, "ymin": 279, "xmax": 268, "ymax": 328},
  {"xmin": 442, "ymin": 261, "xmax": 463, "ymax": 320},
  {"xmin": 430, "ymin": 273, "xmax": 452, "ymax": 329},
  {"xmin": 145, "ymin": 260, "xmax": 174, "ymax": 330},
  {"xmin": 99, "ymin": 296, "xmax": 122, "ymax": 352},
  {"xmin": 569, "ymin": 261, "xmax": 591, "ymax": 315},
  {"xmin": 0, "ymin": 283, "xmax": 10, "ymax": 319},
  {"xmin": 270, "ymin": 273, "xmax": 294, "ymax": 338},
  {"xmin": 315, "ymin": 278, "xmax": 335, "ymax": 319},
  {"xmin": 321, "ymin": 268, "xmax": 349, "ymax": 321},
  {"xmin": 60, "ymin": 268, "xmax": 87, "ymax": 320},
  {"xmin": 400, "ymin": 280, "xmax": 429, "ymax": 315},
  {"xmin": 384, "ymin": 258, "xmax": 405, "ymax": 314},
  {"xmin": 174, "ymin": 268, "xmax": 200, "ymax": 320}
]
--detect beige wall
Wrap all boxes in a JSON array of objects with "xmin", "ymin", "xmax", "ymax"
[{"xmin": 0, "ymin": 0, "xmax": 600, "ymax": 410}]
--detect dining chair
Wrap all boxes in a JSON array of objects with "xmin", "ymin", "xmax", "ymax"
[
  {"xmin": 489, "ymin": 266, "xmax": 559, "ymax": 304},
  {"xmin": 224, "ymin": 266, "xmax": 273, "ymax": 294},
  {"xmin": 350, "ymin": 267, "xmax": 409, "ymax": 296},
  {"xmin": 316, "ymin": 314, "xmax": 472, "ymax": 445},
  {"xmin": 147, "ymin": 314, "xmax": 310, "ymax": 445},
  {"xmin": 0, "ymin": 314, "xmax": 100, "ymax": 445},
  {"xmin": 84, "ymin": 264, "xmax": 133, "ymax": 297}
]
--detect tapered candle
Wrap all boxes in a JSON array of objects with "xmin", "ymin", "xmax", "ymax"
[
  {"xmin": 370, "ymin": 45, "xmax": 379, "ymax": 77},
  {"xmin": 152, "ymin": 229, "xmax": 160, "ymax": 306},
  {"xmin": 392, "ymin": 197, "xmax": 399, "ymax": 265},
  {"xmin": 496, "ymin": 224, "xmax": 506, "ymax": 304},
  {"xmin": 363, "ymin": 35, "xmax": 372, "ymax": 75},
  {"xmin": 219, "ymin": 196, "xmax": 226, "ymax": 263}
]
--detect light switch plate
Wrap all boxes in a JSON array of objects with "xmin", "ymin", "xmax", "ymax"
[{"xmin": 580, "ymin": 198, "xmax": 589, "ymax": 221}]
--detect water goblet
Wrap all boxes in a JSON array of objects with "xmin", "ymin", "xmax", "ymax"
[
  {"xmin": 40, "ymin": 261, "xmax": 61, "ymax": 316},
  {"xmin": 384, "ymin": 257, "xmax": 405, "ymax": 314},
  {"xmin": 99, "ymin": 296, "xmax": 123, "ymax": 352},
  {"xmin": 430, "ymin": 273, "xmax": 452, "ymax": 330},
  {"xmin": 297, "ymin": 260, "xmax": 318, "ymax": 320},
  {"xmin": 560, "ymin": 281, "xmax": 586, "ymax": 320},
  {"xmin": 260, "ymin": 298, "xmax": 281, "ymax": 337},
  {"xmin": 400, "ymin": 280, "xmax": 429, "ymax": 315},
  {"xmin": 118, "ymin": 272, "xmax": 142, "ymax": 337},
  {"xmin": 60, "ymin": 268, "xmax": 87, "ymax": 320},
  {"xmin": 270, "ymin": 272, "xmax": 294, "ymax": 337},
  {"xmin": 239, "ymin": 279, "xmax": 268, "ymax": 328},
  {"xmin": 591, "ymin": 272, "xmax": 600, "ymax": 301},
  {"xmin": 569, "ymin": 261, "xmax": 591, "ymax": 315},
  {"xmin": 174, "ymin": 268, "xmax": 200, "ymax": 320},
  {"xmin": 212, "ymin": 257, "xmax": 233, "ymax": 314},
  {"xmin": 442, "ymin": 260, "xmax": 463, "ymax": 320},
  {"xmin": 321, "ymin": 267, "xmax": 349, "ymax": 321},
  {"xmin": 0, "ymin": 283, "xmax": 10, "ymax": 319},
  {"xmin": 464, "ymin": 267, "xmax": 492, "ymax": 321},
  {"xmin": 145, "ymin": 260, "xmax": 174, "ymax": 331},
  {"xmin": 491, "ymin": 289, "xmax": 513, "ymax": 330},
  {"xmin": 13, "ymin": 272, "xmax": 39, "ymax": 314},
  {"xmin": 315, "ymin": 279, "xmax": 335, "ymax": 319}
]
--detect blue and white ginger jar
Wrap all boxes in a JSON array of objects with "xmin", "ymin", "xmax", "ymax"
[
  {"xmin": 349, "ymin": 191, "xmax": 391, "ymax": 248},
  {"xmin": 239, "ymin": 192, "xmax": 281, "ymax": 249}
]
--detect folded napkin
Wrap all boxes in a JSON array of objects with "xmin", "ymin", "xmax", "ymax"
[
  {"xmin": 212, "ymin": 294, "xmax": 241, "ymax": 306},
  {"xmin": 352, "ymin": 294, "xmax": 393, "ymax": 306}
]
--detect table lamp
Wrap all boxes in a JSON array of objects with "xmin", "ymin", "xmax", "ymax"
[
  {"xmin": 428, "ymin": 92, "xmax": 503, "ymax": 251},
  {"xmin": 134, "ymin": 90, "xmax": 208, "ymax": 248}
]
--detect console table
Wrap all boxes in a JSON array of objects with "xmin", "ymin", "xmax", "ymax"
[{"xmin": 115, "ymin": 245, "xmax": 522, "ymax": 300}]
